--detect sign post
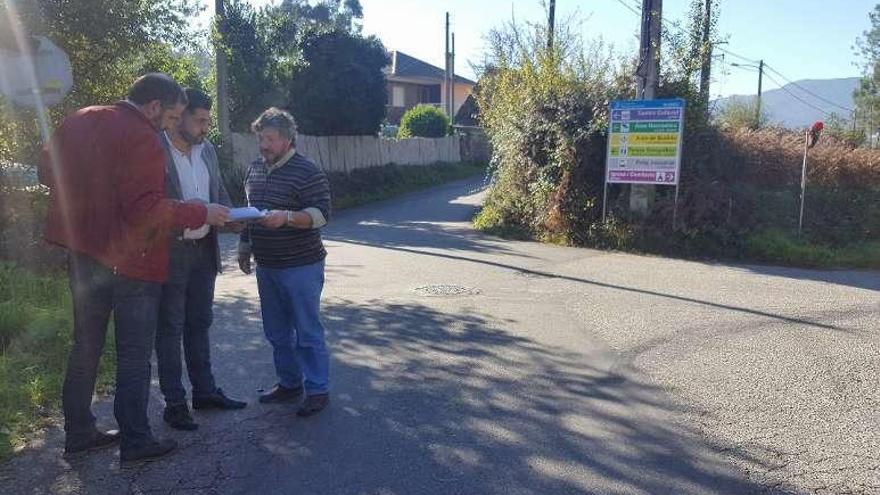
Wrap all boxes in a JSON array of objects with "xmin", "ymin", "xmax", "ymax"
[{"xmin": 603, "ymin": 98, "xmax": 685, "ymax": 227}]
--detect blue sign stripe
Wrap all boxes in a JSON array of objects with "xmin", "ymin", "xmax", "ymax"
[{"xmin": 610, "ymin": 98, "xmax": 685, "ymax": 110}]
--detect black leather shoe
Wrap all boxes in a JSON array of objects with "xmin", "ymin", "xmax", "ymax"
[
  {"xmin": 192, "ymin": 388, "xmax": 247, "ymax": 410},
  {"xmin": 163, "ymin": 404, "xmax": 198, "ymax": 431},
  {"xmin": 64, "ymin": 429, "xmax": 120, "ymax": 455},
  {"xmin": 297, "ymin": 394, "xmax": 330, "ymax": 417},
  {"xmin": 258, "ymin": 384, "xmax": 304, "ymax": 404},
  {"xmin": 120, "ymin": 438, "xmax": 177, "ymax": 464}
]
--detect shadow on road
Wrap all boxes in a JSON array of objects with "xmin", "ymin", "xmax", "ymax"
[
  {"xmin": 1, "ymin": 295, "xmax": 781, "ymax": 494},
  {"xmin": 0, "ymin": 178, "xmax": 800, "ymax": 494}
]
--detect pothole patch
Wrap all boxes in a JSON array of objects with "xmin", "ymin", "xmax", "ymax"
[{"xmin": 413, "ymin": 284, "xmax": 481, "ymax": 297}]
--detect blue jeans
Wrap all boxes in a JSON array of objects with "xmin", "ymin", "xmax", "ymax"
[
  {"xmin": 156, "ymin": 239, "xmax": 218, "ymax": 407},
  {"xmin": 64, "ymin": 253, "xmax": 161, "ymax": 452},
  {"xmin": 256, "ymin": 260, "xmax": 329, "ymax": 395}
]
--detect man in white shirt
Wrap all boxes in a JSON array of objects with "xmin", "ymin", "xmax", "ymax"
[{"xmin": 156, "ymin": 89, "xmax": 246, "ymax": 431}]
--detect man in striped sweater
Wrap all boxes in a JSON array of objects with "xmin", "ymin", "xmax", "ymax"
[{"xmin": 238, "ymin": 108, "xmax": 332, "ymax": 417}]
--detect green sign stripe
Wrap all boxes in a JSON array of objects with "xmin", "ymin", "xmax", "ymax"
[
  {"xmin": 610, "ymin": 146, "xmax": 678, "ymax": 157},
  {"xmin": 611, "ymin": 122, "xmax": 680, "ymax": 133}
]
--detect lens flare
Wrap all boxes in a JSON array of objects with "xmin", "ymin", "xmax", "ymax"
[{"xmin": 1, "ymin": 0, "xmax": 71, "ymax": 244}]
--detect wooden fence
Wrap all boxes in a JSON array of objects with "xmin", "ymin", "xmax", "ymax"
[{"xmin": 232, "ymin": 133, "xmax": 462, "ymax": 173}]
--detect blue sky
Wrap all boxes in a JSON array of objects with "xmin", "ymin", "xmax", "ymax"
[{"xmin": 198, "ymin": 0, "xmax": 874, "ymax": 99}]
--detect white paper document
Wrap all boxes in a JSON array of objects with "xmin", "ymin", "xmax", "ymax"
[{"xmin": 229, "ymin": 207, "xmax": 266, "ymax": 222}]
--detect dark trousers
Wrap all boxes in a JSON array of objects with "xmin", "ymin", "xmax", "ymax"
[
  {"xmin": 155, "ymin": 239, "xmax": 218, "ymax": 406},
  {"xmin": 63, "ymin": 252, "xmax": 161, "ymax": 452}
]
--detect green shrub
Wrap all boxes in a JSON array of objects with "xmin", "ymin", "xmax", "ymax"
[{"xmin": 398, "ymin": 105, "xmax": 450, "ymax": 138}]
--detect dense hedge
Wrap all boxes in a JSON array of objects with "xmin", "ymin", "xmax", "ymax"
[{"xmin": 474, "ymin": 44, "xmax": 880, "ymax": 267}]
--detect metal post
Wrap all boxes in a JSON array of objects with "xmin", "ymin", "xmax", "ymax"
[
  {"xmin": 31, "ymin": 88, "xmax": 51, "ymax": 143},
  {"xmin": 672, "ymin": 183, "xmax": 680, "ymax": 230},
  {"xmin": 798, "ymin": 130, "xmax": 808, "ymax": 237},
  {"xmin": 602, "ymin": 177, "xmax": 609, "ymax": 223}
]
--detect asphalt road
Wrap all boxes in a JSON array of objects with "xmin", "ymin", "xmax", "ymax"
[{"xmin": 2, "ymin": 178, "xmax": 878, "ymax": 494}]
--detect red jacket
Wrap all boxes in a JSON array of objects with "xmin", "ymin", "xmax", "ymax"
[{"xmin": 39, "ymin": 101, "xmax": 207, "ymax": 283}]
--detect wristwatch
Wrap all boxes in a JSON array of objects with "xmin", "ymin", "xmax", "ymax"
[{"xmin": 286, "ymin": 210, "xmax": 294, "ymax": 226}]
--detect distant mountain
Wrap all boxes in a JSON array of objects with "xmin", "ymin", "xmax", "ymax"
[{"xmin": 712, "ymin": 77, "xmax": 860, "ymax": 128}]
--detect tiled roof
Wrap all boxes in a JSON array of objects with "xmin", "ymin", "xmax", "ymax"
[{"xmin": 387, "ymin": 50, "xmax": 476, "ymax": 85}]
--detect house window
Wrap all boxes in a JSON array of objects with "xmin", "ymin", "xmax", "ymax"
[
  {"xmin": 392, "ymin": 86, "xmax": 405, "ymax": 107},
  {"xmin": 419, "ymin": 85, "xmax": 441, "ymax": 104}
]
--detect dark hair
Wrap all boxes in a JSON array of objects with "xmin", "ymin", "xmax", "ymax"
[
  {"xmin": 184, "ymin": 88, "xmax": 212, "ymax": 112},
  {"xmin": 251, "ymin": 107, "xmax": 298, "ymax": 144},
  {"xmin": 127, "ymin": 73, "xmax": 187, "ymax": 107}
]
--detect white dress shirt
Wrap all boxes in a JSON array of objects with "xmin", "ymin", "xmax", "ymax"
[{"xmin": 165, "ymin": 133, "xmax": 210, "ymax": 239}]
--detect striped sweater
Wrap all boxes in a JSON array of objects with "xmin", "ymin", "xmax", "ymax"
[{"xmin": 241, "ymin": 152, "xmax": 331, "ymax": 268}]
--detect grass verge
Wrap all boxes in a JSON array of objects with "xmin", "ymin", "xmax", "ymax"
[
  {"xmin": 743, "ymin": 230, "xmax": 880, "ymax": 270},
  {"xmin": 0, "ymin": 262, "xmax": 115, "ymax": 459},
  {"xmin": 475, "ymin": 204, "xmax": 879, "ymax": 270}
]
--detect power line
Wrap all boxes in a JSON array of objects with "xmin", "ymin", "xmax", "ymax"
[
  {"xmin": 612, "ymin": 0, "xmax": 641, "ymax": 18},
  {"xmin": 610, "ymin": 0, "xmax": 852, "ymax": 116},
  {"xmin": 611, "ymin": 0, "xmax": 759, "ymax": 63},
  {"xmin": 762, "ymin": 72, "xmax": 836, "ymax": 118},
  {"xmin": 762, "ymin": 63, "xmax": 854, "ymax": 113},
  {"xmin": 715, "ymin": 46, "xmax": 758, "ymax": 64}
]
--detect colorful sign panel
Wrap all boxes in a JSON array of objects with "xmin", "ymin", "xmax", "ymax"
[{"xmin": 606, "ymin": 99, "xmax": 685, "ymax": 185}]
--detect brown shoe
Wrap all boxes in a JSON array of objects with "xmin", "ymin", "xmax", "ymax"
[{"xmin": 297, "ymin": 394, "xmax": 329, "ymax": 417}]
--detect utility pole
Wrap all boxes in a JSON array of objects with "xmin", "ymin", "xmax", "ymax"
[
  {"xmin": 636, "ymin": 0, "xmax": 661, "ymax": 100},
  {"xmin": 731, "ymin": 59, "xmax": 764, "ymax": 127},
  {"xmin": 445, "ymin": 12, "xmax": 452, "ymax": 119},
  {"xmin": 631, "ymin": 0, "xmax": 662, "ymax": 214},
  {"xmin": 451, "ymin": 32, "xmax": 456, "ymax": 124},
  {"xmin": 698, "ymin": 0, "xmax": 712, "ymax": 110},
  {"xmin": 756, "ymin": 59, "xmax": 764, "ymax": 127},
  {"xmin": 548, "ymin": 0, "xmax": 556, "ymax": 50},
  {"xmin": 215, "ymin": 0, "xmax": 231, "ymax": 141}
]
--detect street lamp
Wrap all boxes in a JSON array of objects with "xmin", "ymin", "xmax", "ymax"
[{"xmin": 731, "ymin": 60, "xmax": 764, "ymax": 128}]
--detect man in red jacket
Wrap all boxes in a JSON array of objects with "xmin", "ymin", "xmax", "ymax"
[{"xmin": 39, "ymin": 73, "xmax": 230, "ymax": 463}]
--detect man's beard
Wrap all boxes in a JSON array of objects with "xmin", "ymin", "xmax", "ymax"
[{"xmin": 183, "ymin": 129, "xmax": 205, "ymax": 145}]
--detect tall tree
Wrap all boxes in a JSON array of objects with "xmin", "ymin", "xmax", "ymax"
[
  {"xmin": 1, "ymin": 0, "xmax": 201, "ymax": 108},
  {"xmin": 660, "ymin": 0, "xmax": 720, "ymax": 127},
  {"xmin": 854, "ymin": 4, "xmax": 880, "ymax": 137},
  {"xmin": 216, "ymin": 0, "xmax": 385, "ymax": 135},
  {"xmin": 216, "ymin": 0, "xmax": 283, "ymax": 130},
  {"xmin": 288, "ymin": 30, "xmax": 387, "ymax": 135},
  {"xmin": 0, "ymin": 0, "xmax": 203, "ymax": 166}
]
